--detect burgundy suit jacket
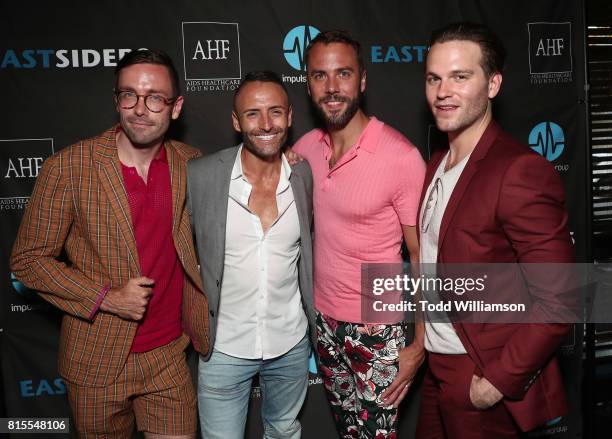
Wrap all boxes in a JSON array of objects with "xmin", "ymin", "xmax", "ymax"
[{"xmin": 418, "ymin": 121, "xmax": 575, "ymax": 431}]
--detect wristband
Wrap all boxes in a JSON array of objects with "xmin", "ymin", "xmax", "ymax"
[{"xmin": 89, "ymin": 284, "xmax": 111, "ymax": 320}]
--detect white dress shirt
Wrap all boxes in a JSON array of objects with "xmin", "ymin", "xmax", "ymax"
[
  {"xmin": 420, "ymin": 151, "xmax": 470, "ymax": 354},
  {"xmin": 215, "ymin": 147, "xmax": 308, "ymax": 359}
]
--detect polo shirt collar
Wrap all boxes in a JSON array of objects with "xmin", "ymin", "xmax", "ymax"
[{"xmin": 318, "ymin": 116, "xmax": 383, "ymax": 157}]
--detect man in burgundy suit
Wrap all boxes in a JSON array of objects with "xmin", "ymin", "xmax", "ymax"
[{"xmin": 415, "ymin": 22, "xmax": 575, "ymax": 438}]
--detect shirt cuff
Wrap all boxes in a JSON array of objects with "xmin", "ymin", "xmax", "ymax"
[{"xmin": 89, "ymin": 285, "xmax": 111, "ymax": 321}]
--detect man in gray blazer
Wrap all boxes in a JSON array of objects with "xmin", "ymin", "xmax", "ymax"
[{"xmin": 186, "ymin": 71, "xmax": 316, "ymax": 439}]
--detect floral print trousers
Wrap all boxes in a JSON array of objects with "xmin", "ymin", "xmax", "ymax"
[{"xmin": 316, "ymin": 311, "xmax": 406, "ymax": 439}]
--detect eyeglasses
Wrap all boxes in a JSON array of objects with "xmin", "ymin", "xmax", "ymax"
[
  {"xmin": 421, "ymin": 177, "xmax": 442, "ymax": 234},
  {"xmin": 114, "ymin": 90, "xmax": 176, "ymax": 113}
]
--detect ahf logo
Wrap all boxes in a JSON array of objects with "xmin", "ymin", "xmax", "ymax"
[
  {"xmin": 528, "ymin": 122, "xmax": 565, "ymax": 162},
  {"xmin": 193, "ymin": 40, "xmax": 230, "ymax": 60},
  {"xmin": 283, "ymin": 25, "xmax": 320, "ymax": 71},
  {"xmin": 527, "ymin": 22, "xmax": 572, "ymax": 84},
  {"xmin": 535, "ymin": 38, "xmax": 564, "ymax": 57},
  {"xmin": 182, "ymin": 22, "xmax": 241, "ymax": 81},
  {"xmin": 0, "ymin": 138, "xmax": 54, "ymax": 200}
]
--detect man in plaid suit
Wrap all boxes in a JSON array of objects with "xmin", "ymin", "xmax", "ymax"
[{"xmin": 11, "ymin": 49, "xmax": 208, "ymax": 439}]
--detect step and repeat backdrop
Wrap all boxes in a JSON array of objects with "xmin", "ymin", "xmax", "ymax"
[{"xmin": 1, "ymin": 1, "xmax": 587, "ymax": 438}]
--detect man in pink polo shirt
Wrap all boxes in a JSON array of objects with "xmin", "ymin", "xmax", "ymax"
[{"xmin": 291, "ymin": 30, "xmax": 426, "ymax": 438}]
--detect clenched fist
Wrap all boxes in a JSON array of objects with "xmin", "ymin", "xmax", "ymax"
[{"xmin": 100, "ymin": 276, "xmax": 154, "ymax": 321}]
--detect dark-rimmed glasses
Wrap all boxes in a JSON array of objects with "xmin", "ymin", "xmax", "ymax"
[{"xmin": 114, "ymin": 90, "xmax": 176, "ymax": 113}]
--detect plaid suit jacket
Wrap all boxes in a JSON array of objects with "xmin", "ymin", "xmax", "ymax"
[{"xmin": 10, "ymin": 126, "xmax": 209, "ymax": 386}]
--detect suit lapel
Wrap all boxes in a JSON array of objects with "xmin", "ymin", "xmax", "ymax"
[
  {"xmin": 166, "ymin": 141, "xmax": 184, "ymax": 237},
  {"xmin": 417, "ymin": 151, "xmax": 446, "ymax": 239},
  {"xmin": 437, "ymin": 121, "xmax": 501, "ymax": 255},
  {"xmin": 215, "ymin": 147, "xmax": 239, "ymax": 280},
  {"xmin": 166, "ymin": 141, "xmax": 205, "ymax": 292},
  {"xmin": 93, "ymin": 127, "xmax": 140, "ymax": 273},
  {"xmin": 290, "ymin": 171, "xmax": 309, "ymax": 242}
]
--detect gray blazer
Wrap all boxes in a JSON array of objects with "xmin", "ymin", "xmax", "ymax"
[{"xmin": 186, "ymin": 145, "xmax": 316, "ymax": 361}]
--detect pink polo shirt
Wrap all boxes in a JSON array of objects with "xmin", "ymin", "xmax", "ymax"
[{"xmin": 293, "ymin": 117, "xmax": 425, "ymax": 323}]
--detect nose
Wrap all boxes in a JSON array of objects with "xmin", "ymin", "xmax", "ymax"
[
  {"xmin": 134, "ymin": 95, "xmax": 147, "ymax": 116},
  {"xmin": 437, "ymin": 79, "xmax": 452, "ymax": 99},
  {"xmin": 259, "ymin": 114, "xmax": 272, "ymax": 131},
  {"xmin": 325, "ymin": 76, "xmax": 339, "ymax": 95}
]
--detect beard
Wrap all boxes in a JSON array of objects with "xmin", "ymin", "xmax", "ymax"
[
  {"xmin": 313, "ymin": 91, "xmax": 362, "ymax": 130},
  {"xmin": 242, "ymin": 128, "xmax": 287, "ymax": 160}
]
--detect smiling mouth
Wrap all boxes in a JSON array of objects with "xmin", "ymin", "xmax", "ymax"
[
  {"xmin": 435, "ymin": 104, "xmax": 459, "ymax": 112},
  {"xmin": 321, "ymin": 95, "xmax": 348, "ymax": 108},
  {"xmin": 252, "ymin": 131, "xmax": 283, "ymax": 143},
  {"xmin": 255, "ymin": 134, "xmax": 277, "ymax": 141}
]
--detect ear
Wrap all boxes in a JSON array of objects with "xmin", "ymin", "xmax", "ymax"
[
  {"xmin": 487, "ymin": 72, "xmax": 502, "ymax": 99},
  {"xmin": 288, "ymin": 105, "xmax": 293, "ymax": 128},
  {"xmin": 360, "ymin": 70, "xmax": 367, "ymax": 93},
  {"xmin": 231, "ymin": 111, "xmax": 242, "ymax": 133},
  {"xmin": 171, "ymin": 95, "xmax": 184, "ymax": 120}
]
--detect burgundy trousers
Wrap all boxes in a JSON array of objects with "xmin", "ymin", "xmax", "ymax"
[{"xmin": 416, "ymin": 352, "xmax": 520, "ymax": 439}]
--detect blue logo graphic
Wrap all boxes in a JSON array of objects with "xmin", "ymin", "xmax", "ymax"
[
  {"xmin": 10, "ymin": 272, "xmax": 40, "ymax": 303},
  {"xmin": 308, "ymin": 351, "xmax": 318, "ymax": 374},
  {"xmin": 546, "ymin": 416, "xmax": 562, "ymax": 426},
  {"xmin": 283, "ymin": 25, "xmax": 320, "ymax": 71},
  {"xmin": 528, "ymin": 122, "xmax": 565, "ymax": 161},
  {"xmin": 10, "ymin": 272, "xmax": 28, "ymax": 294}
]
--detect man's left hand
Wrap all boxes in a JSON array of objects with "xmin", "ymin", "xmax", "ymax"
[
  {"xmin": 381, "ymin": 343, "xmax": 425, "ymax": 407},
  {"xmin": 469, "ymin": 375, "xmax": 504, "ymax": 410}
]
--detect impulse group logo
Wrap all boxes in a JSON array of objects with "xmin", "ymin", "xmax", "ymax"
[
  {"xmin": 283, "ymin": 25, "xmax": 320, "ymax": 71},
  {"xmin": 11, "ymin": 272, "xmax": 29, "ymax": 295},
  {"xmin": 281, "ymin": 25, "xmax": 320, "ymax": 85},
  {"xmin": 529, "ymin": 122, "xmax": 565, "ymax": 161},
  {"xmin": 182, "ymin": 21, "xmax": 242, "ymax": 93},
  {"xmin": 307, "ymin": 351, "xmax": 323, "ymax": 386},
  {"xmin": 528, "ymin": 122, "xmax": 570, "ymax": 172},
  {"xmin": 10, "ymin": 272, "xmax": 46, "ymax": 312},
  {"xmin": 527, "ymin": 22, "xmax": 573, "ymax": 85}
]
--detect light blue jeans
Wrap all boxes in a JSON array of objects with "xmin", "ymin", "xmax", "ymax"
[{"xmin": 198, "ymin": 334, "xmax": 310, "ymax": 439}]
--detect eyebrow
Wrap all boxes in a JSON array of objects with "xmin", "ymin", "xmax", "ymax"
[
  {"xmin": 310, "ymin": 66, "xmax": 355, "ymax": 74},
  {"xmin": 242, "ymin": 105, "xmax": 286, "ymax": 113},
  {"xmin": 117, "ymin": 86, "xmax": 171, "ymax": 96},
  {"xmin": 450, "ymin": 69, "xmax": 474, "ymax": 75}
]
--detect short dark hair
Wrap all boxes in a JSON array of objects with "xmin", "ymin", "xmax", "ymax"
[
  {"xmin": 233, "ymin": 70, "xmax": 289, "ymax": 110},
  {"xmin": 115, "ymin": 48, "xmax": 180, "ymax": 97},
  {"xmin": 429, "ymin": 22, "xmax": 506, "ymax": 77},
  {"xmin": 305, "ymin": 30, "xmax": 365, "ymax": 75}
]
